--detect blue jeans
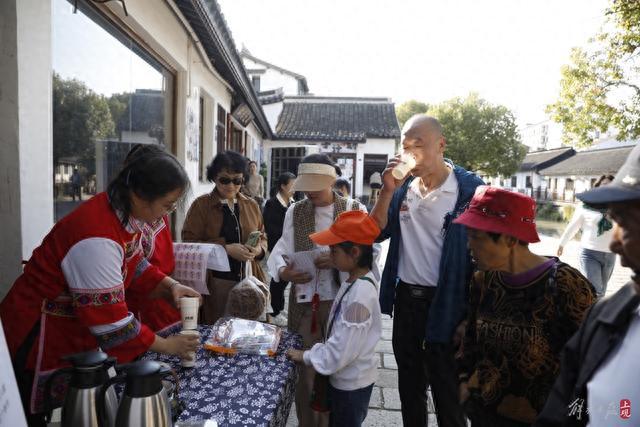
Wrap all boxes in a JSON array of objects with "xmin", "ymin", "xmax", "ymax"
[
  {"xmin": 329, "ymin": 382, "xmax": 373, "ymax": 427},
  {"xmin": 579, "ymin": 248, "xmax": 616, "ymax": 298}
]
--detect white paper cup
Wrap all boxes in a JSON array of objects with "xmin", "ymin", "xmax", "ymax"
[
  {"xmin": 391, "ymin": 152, "xmax": 417, "ymax": 180},
  {"xmin": 180, "ymin": 296, "xmax": 199, "ymax": 330},
  {"xmin": 179, "ymin": 329, "xmax": 200, "ymax": 368}
]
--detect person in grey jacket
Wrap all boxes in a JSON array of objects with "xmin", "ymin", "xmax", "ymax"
[{"xmin": 536, "ymin": 143, "xmax": 640, "ymax": 427}]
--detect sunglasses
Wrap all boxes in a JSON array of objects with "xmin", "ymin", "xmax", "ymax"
[{"xmin": 217, "ymin": 176, "xmax": 244, "ymax": 186}]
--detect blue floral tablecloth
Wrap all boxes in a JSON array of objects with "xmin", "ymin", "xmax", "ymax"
[{"xmin": 142, "ymin": 324, "xmax": 302, "ymax": 427}]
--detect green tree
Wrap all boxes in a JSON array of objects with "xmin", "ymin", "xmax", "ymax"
[
  {"xmin": 547, "ymin": 0, "xmax": 640, "ymax": 146},
  {"xmin": 53, "ymin": 73, "xmax": 115, "ymax": 174},
  {"xmin": 429, "ymin": 93, "xmax": 527, "ymax": 176},
  {"xmin": 396, "ymin": 100, "xmax": 429, "ymax": 128}
]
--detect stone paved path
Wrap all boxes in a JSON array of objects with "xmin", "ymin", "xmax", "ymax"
[{"xmin": 283, "ymin": 233, "xmax": 633, "ymax": 426}]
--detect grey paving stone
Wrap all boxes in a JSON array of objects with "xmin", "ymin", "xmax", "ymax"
[
  {"xmin": 381, "ymin": 328, "xmax": 393, "ymax": 340},
  {"xmin": 364, "ymin": 409, "xmax": 403, "ymax": 427},
  {"xmin": 382, "ymin": 387, "xmax": 402, "ymax": 410},
  {"xmin": 375, "ymin": 368, "xmax": 399, "ymax": 388},
  {"xmin": 382, "ymin": 353, "xmax": 397, "ymax": 370},
  {"xmin": 369, "ymin": 386, "xmax": 382, "ymax": 408},
  {"xmin": 377, "ymin": 353, "xmax": 382, "ymax": 368},
  {"xmin": 375, "ymin": 340, "xmax": 394, "ymax": 354}
]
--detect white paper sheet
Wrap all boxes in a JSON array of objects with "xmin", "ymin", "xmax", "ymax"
[
  {"xmin": 173, "ymin": 243, "xmax": 230, "ymax": 295},
  {"xmin": 0, "ymin": 320, "xmax": 28, "ymax": 427},
  {"xmin": 285, "ymin": 248, "xmax": 335, "ymax": 303}
]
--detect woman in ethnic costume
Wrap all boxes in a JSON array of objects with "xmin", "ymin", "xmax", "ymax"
[
  {"xmin": 267, "ymin": 153, "xmax": 366, "ymax": 427},
  {"xmin": 123, "ymin": 145, "xmax": 181, "ymax": 332},
  {"xmin": 0, "ymin": 147, "xmax": 201, "ymax": 425},
  {"xmin": 454, "ymin": 187, "xmax": 595, "ymax": 426}
]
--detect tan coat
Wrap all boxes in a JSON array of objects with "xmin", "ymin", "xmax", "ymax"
[{"xmin": 182, "ymin": 189, "xmax": 268, "ymax": 324}]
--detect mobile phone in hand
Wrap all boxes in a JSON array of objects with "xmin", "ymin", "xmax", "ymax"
[{"xmin": 245, "ymin": 230, "xmax": 261, "ymax": 247}]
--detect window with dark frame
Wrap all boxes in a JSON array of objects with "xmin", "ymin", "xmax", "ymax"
[
  {"xmin": 511, "ymin": 176, "xmax": 517, "ymax": 187},
  {"xmin": 526, "ymin": 176, "xmax": 532, "ymax": 188},
  {"xmin": 52, "ymin": 0, "xmax": 174, "ymax": 222},
  {"xmin": 363, "ymin": 154, "xmax": 388, "ymax": 184},
  {"xmin": 216, "ymin": 105, "xmax": 227, "ymax": 154},
  {"xmin": 251, "ymin": 76, "xmax": 261, "ymax": 92}
]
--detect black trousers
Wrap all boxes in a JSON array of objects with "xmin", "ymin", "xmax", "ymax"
[
  {"xmin": 269, "ymin": 279, "xmax": 288, "ymax": 316},
  {"xmin": 392, "ymin": 282, "xmax": 466, "ymax": 427}
]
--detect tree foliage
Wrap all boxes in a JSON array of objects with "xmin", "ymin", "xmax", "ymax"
[
  {"xmin": 53, "ymin": 73, "xmax": 115, "ymax": 174},
  {"xmin": 547, "ymin": 0, "xmax": 640, "ymax": 146},
  {"xmin": 428, "ymin": 93, "xmax": 527, "ymax": 177},
  {"xmin": 396, "ymin": 100, "xmax": 429, "ymax": 128}
]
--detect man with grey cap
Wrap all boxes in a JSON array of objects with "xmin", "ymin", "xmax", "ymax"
[
  {"xmin": 268, "ymin": 153, "xmax": 365, "ymax": 427},
  {"xmin": 536, "ymin": 143, "xmax": 640, "ymax": 427}
]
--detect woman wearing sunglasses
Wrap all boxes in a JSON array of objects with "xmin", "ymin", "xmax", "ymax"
[{"xmin": 182, "ymin": 150, "xmax": 268, "ymax": 324}]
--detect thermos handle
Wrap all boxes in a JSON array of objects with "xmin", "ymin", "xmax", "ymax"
[
  {"xmin": 43, "ymin": 367, "xmax": 74, "ymax": 423},
  {"xmin": 97, "ymin": 373, "xmax": 125, "ymax": 427},
  {"xmin": 162, "ymin": 367, "xmax": 183, "ymax": 422}
]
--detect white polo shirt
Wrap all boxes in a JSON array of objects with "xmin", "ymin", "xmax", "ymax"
[
  {"xmin": 398, "ymin": 167, "xmax": 458, "ymax": 287},
  {"xmin": 586, "ymin": 304, "xmax": 640, "ymax": 426}
]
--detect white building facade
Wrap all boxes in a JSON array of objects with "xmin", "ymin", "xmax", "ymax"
[{"xmin": 0, "ymin": 0, "xmax": 271, "ymax": 299}]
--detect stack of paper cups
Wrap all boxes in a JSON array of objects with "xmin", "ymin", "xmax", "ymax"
[
  {"xmin": 179, "ymin": 329, "xmax": 200, "ymax": 368},
  {"xmin": 180, "ymin": 296, "xmax": 199, "ymax": 330},
  {"xmin": 180, "ymin": 296, "xmax": 200, "ymax": 368}
]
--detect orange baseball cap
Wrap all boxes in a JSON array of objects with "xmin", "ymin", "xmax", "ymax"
[{"xmin": 310, "ymin": 210, "xmax": 381, "ymax": 246}]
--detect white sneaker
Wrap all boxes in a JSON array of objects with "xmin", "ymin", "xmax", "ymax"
[{"xmin": 270, "ymin": 313, "xmax": 288, "ymax": 327}]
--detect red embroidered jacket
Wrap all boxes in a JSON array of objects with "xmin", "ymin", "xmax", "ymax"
[
  {"xmin": 126, "ymin": 216, "xmax": 181, "ymax": 331},
  {"xmin": 0, "ymin": 192, "xmax": 157, "ymax": 413}
]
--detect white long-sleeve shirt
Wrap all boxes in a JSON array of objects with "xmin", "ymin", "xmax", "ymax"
[
  {"xmin": 266, "ymin": 198, "xmax": 371, "ymax": 301},
  {"xmin": 303, "ymin": 271, "xmax": 381, "ymax": 391},
  {"xmin": 558, "ymin": 205, "xmax": 614, "ymax": 253}
]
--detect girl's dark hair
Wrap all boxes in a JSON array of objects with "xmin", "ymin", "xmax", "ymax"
[
  {"xmin": 334, "ymin": 178, "xmax": 351, "ymax": 194},
  {"xmin": 594, "ymin": 174, "xmax": 615, "ymax": 188},
  {"xmin": 206, "ymin": 150, "xmax": 248, "ymax": 183},
  {"xmin": 301, "ymin": 153, "xmax": 342, "ymax": 176},
  {"xmin": 270, "ymin": 172, "xmax": 296, "ymax": 198},
  {"xmin": 108, "ymin": 145, "xmax": 190, "ymax": 225},
  {"xmin": 337, "ymin": 241, "xmax": 374, "ymax": 269}
]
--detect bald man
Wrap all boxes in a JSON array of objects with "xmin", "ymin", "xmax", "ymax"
[{"xmin": 371, "ymin": 115, "xmax": 483, "ymax": 426}]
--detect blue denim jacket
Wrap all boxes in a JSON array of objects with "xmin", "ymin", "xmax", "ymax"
[{"xmin": 378, "ymin": 162, "xmax": 483, "ymax": 344}]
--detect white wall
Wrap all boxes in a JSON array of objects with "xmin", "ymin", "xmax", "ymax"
[
  {"xmin": 242, "ymin": 57, "xmax": 302, "ymax": 95},
  {"xmin": 0, "ymin": 0, "xmax": 266, "ymax": 292},
  {"xmin": 0, "ymin": 0, "xmax": 54, "ymax": 300},
  {"xmin": 262, "ymin": 102, "xmax": 284, "ymax": 131}
]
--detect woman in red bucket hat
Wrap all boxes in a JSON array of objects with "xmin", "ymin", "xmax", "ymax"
[{"xmin": 453, "ymin": 186, "xmax": 595, "ymax": 426}]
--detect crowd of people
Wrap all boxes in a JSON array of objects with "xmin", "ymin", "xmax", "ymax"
[{"xmin": 2, "ymin": 113, "xmax": 640, "ymax": 427}]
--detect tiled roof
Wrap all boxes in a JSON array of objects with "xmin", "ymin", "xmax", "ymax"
[
  {"xmin": 519, "ymin": 147, "xmax": 575, "ymax": 172},
  {"xmin": 539, "ymin": 145, "xmax": 635, "ymax": 176},
  {"xmin": 174, "ymin": 0, "xmax": 273, "ymax": 138},
  {"xmin": 240, "ymin": 48, "xmax": 309, "ymax": 94},
  {"xmin": 258, "ymin": 88, "xmax": 284, "ymax": 105},
  {"xmin": 275, "ymin": 97, "xmax": 400, "ymax": 142}
]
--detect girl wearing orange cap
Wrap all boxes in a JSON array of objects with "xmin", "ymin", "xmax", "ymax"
[
  {"xmin": 287, "ymin": 210, "xmax": 382, "ymax": 427},
  {"xmin": 453, "ymin": 186, "xmax": 595, "ymax": 426}
]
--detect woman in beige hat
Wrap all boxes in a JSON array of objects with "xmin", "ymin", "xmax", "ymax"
[{"xmin": 267, "ymin": 153, "xmax": 365, "ymax": 427}]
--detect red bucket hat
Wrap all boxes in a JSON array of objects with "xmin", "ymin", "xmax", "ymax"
[
  {"xmin": 310, "ymin": 210, "xmax": 380, "ymax": 246},
  {"xmin": 453, "ymin": 186, "xmax": 540, "ymax": 243}
]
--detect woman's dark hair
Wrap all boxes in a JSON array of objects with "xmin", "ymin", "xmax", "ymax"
[
  {"xmin": 594, "ymin": 174, "xmax": 615, "ymax": 188},
  {"xmin": 108, "ymin": 144, "xmax": 190, "ymax": 225},
  {"xmin": 206, "ymin": 150, "xmax": 248, "ymax": 183},
  {"xmin": 337, "ymin": 241, "xmax": 373, "ymax": 269},
  {"xmin": 270, "ymin": 172, "xmax": 296, "ymax": 198},
  {"xmin": 300, "ymin": 153, "xmax": 342, "ymax": 177}
]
